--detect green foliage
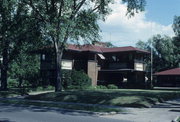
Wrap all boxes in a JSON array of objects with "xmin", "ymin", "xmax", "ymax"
[
  {"xmin": 8, "ymin": 43, "xmax": 41, "ymax": 88},
  {"xmin": 122, "ymin": 0, "xmax": 146, "ymax": 16},
  {"xmin": 62, "ymin": 70, "xmax": 92, "ymax": 90},
  {"xmin": 173, "ymin": 16, "xmax": 180, "ymax": 37},
  {"xmin": 136, "ymin": 34, "xmax": 179, "ymax": 72},
  {"xmin": 0, "ymin": 0, "xmax": 146, "ymax": 90},
  {"xmin": 62, "ymin": 70, "xmax": 72, "ymax": 89},
  {"xmin": 96, "ymin": 85, "xmax": 108, "ymax": 89},
  {"xmin": 0, "ymin": 0, "xmax": 44, "ymax": 90},
  {"xmin": 172, "ymin": 16, "xmax": 180, "ymax": 66},
  {"xmin": 70, "ymin": 70, "xmax": 91, "ymax": 89},
  {"xmin": 107, "ymin": 84, "xmax": 118, "ymax": 89},
  {"xmin": 7, "ymin": 79, "xmax": 19, "ymax": 88}
]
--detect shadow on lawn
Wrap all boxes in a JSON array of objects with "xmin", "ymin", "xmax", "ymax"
[{"xmin": 25, "ymin": 90, "xmax": 180, "ymax": 108}]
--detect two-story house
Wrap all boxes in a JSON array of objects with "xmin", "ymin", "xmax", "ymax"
[{"xmin": 36, "ymin": 44, "xmax": 149, "ymax": 88}]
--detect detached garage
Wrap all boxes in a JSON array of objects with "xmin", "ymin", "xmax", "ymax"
[{"xmin": 154, "ymin": 68, "xmax": 180, "ymax": 87}]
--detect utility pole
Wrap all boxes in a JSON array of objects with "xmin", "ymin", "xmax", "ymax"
[
  {"xmin": 150, "ymin": 40, "xmax": 153, "ymax": 89},
  {"xmin": 150, "ymin": 23, "xmax": 153, "ymax": 89}
]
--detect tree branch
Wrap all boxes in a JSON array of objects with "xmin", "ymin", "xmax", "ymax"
[
  {"xmin": 45, "ymin": 0, "xmax": 49, "ymax": 13},
  {"xmin": 23, "ymin": 0, "xmax": 46, "ymax": 23},
  {"xmin": 91, "ymin": 4, "xmax": 101, "ymax": 13},
  {"xmin": 70, "ymin": 0, "xmax": 86, "ymax": 19}
]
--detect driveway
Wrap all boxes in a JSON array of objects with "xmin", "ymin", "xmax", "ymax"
[{"xmin": 103, "ymin": 99, "xmax": 180, "ymax": 122}]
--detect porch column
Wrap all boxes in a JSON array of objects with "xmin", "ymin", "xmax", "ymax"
[{"xmin": 87, "ymin": 60, "xmax": 98, "ymax": 86}]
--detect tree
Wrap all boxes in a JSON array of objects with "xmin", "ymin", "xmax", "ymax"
[
  {"xmin": 173, "ymin": 16, "xmax": 180, "ymax": 37},
  {"xmin": 9, "ymin": 42, "xmax": 40, "ymax": 88},
  {"xmin": 136, "ymin": 35, "xmax": 178, "ymax": 72},
  {"xmin": 23, "ymin": 0, "xmax": 146, "ymax": 91},
  {"xmin": 0, "ymin": 0, "xmax": 42, "ymax": 90},
  {"xmin": 0, "ymin": 1, "xmax": 28, "ymax": 90},
  {"xmin": 172, "ymin": 16, "xmax": 180, "ymax": 66}
]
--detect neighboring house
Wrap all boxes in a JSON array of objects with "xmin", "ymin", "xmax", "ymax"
[
  {"xmin": 36, "ymin": 44, "xmax": 149, "ymax": 88},
  {"xmin": 154, "ymin": 68, "xmax": 180, "ymax": 87}
]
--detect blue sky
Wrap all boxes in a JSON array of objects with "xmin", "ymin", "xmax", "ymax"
[
  {"xmin": 146, "ymin": 0, "xmax": 180, "ymax": 25},
  {"xmin": 99, "ymin": 0, "xmax": 180, "ymax": 46}
]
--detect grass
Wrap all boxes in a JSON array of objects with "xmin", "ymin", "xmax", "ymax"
[
  {"xmin": 177, "ymin": 116, "xmax": 180, "ymax": 122},
  {"xmin": 0, "ymin": 90, "xmax": 23, "ymax": 98},
  {"xmin": 1, "ymin": 88, "xmax": 180, "ymax": 112},
  {"xmin": 0, "ymin": 99, "xmax": 122, "ymax": 113},
  {"xmin": 0, "ymin": 86, "xmax": 54, "ymax": 98},
  {"xmin": 26, "ymin": 89, "xmax": 180, "ymax": 108}
]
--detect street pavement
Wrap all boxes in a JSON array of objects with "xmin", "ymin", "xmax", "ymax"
[
  {"xmin": 0, "ymin": 103, "xmax": 130, "ymax": 122},
  {"xmin": 104, "ymin": 99, "xmax": 180, "ymax": 122}
]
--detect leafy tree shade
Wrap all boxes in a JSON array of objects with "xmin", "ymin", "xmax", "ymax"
[
  {"xmin": 24, "ymin": 0, "xmax": 146, "ymax": 92},
  {"xmin": 136, "ymin": 35, "xmax": 178, "ymax": 73}
]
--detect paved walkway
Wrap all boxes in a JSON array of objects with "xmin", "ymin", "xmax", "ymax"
[{"xmin": 103, "ymin": 99, "xmax": 180, "ymax": 122}]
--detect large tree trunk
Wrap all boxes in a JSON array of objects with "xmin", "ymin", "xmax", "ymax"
[
  {"xmin": 1, "ymin": 47, "xmax": 8, "ymax": 91},
  {"xmin": 55, "ymin": 48, "xmax": 63, "ymax": 92},
  {"xmin": 18, "ymin": 77, "xmax": 23, "ymax": 88}
]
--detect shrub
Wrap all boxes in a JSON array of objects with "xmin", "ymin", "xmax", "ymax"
[
  {"xmin": 107, "ymin": 84, "xmax": 118, "ymax": 89},
  {"xmin": 62, "ymin": 70, "xmax": 92, "ymax": 90},
  {"xmin": 8, "ymin": 78, "xmax": 19, "ymax": 88},
  {"xmin": 46, "ymin": 85, "xmax": 54, "ymax": 90},
  {"xmin": 36, "ymin": 86, "xmax": 43, "ymax": 91},
  {"xmin": 62, "ymin": 70, "xmax": 72, "ymax": 89},
  {"xmin": 96, "ymin": 85, "xmax": 107, "ymax": 89}
]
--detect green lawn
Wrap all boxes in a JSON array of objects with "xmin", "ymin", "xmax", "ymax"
[
  {"xmin": 26, "ymin": 89, "xmax": 180, "ymax": 108},
  {"xmin": 177, "ymin": 116, "xmax": 180, "ymax": 122},
  {"xmin": 0, "ymin": 90, "xmax": 22, "ymax": 98},
  {"xmin": 0, "ymin": 86, "xmax": 54, "ymax": 98},
  {"xmin": 0, "ymin": 99, "xmax": 122, "ymax": 113}
]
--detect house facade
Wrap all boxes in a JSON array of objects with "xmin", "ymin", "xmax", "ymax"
[
  {"xmin": 38, "ymin": 44, "xmax": 149, "ymax": 88},
  {"xmin": 154, "ymin": 68, "xmax": 180, "ymax": 87}
]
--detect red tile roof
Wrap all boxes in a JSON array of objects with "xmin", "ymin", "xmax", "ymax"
[
  {"xmin": 67, "ymin": 44, "xmax": 149, "ymax": 54},
  {"xmin": 101, "ymin": 46, "xmax": 149, "ymax": 53},
  {"xmin": 154, "ymin": 68, "xmax": 180, "ymax": 76},
  {"xmin": 68, "ymin": 44, "xmax": 102, "ymax": 53}
]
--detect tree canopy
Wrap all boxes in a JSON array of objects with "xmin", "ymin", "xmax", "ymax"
[
  {"xmin": 0, "ymin": 0, "xmax": 146, "ymax": 91},
  {"xmin": 23, "ymin": 0, "xmax": 146, "ymax": 91},
  {"xmin": 0, "ymin": 0, "xmax": 43, "ymax": 90},
  {"xmin": 136, "ymin": 35, "xmax": 179, "ymax": 73}
]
